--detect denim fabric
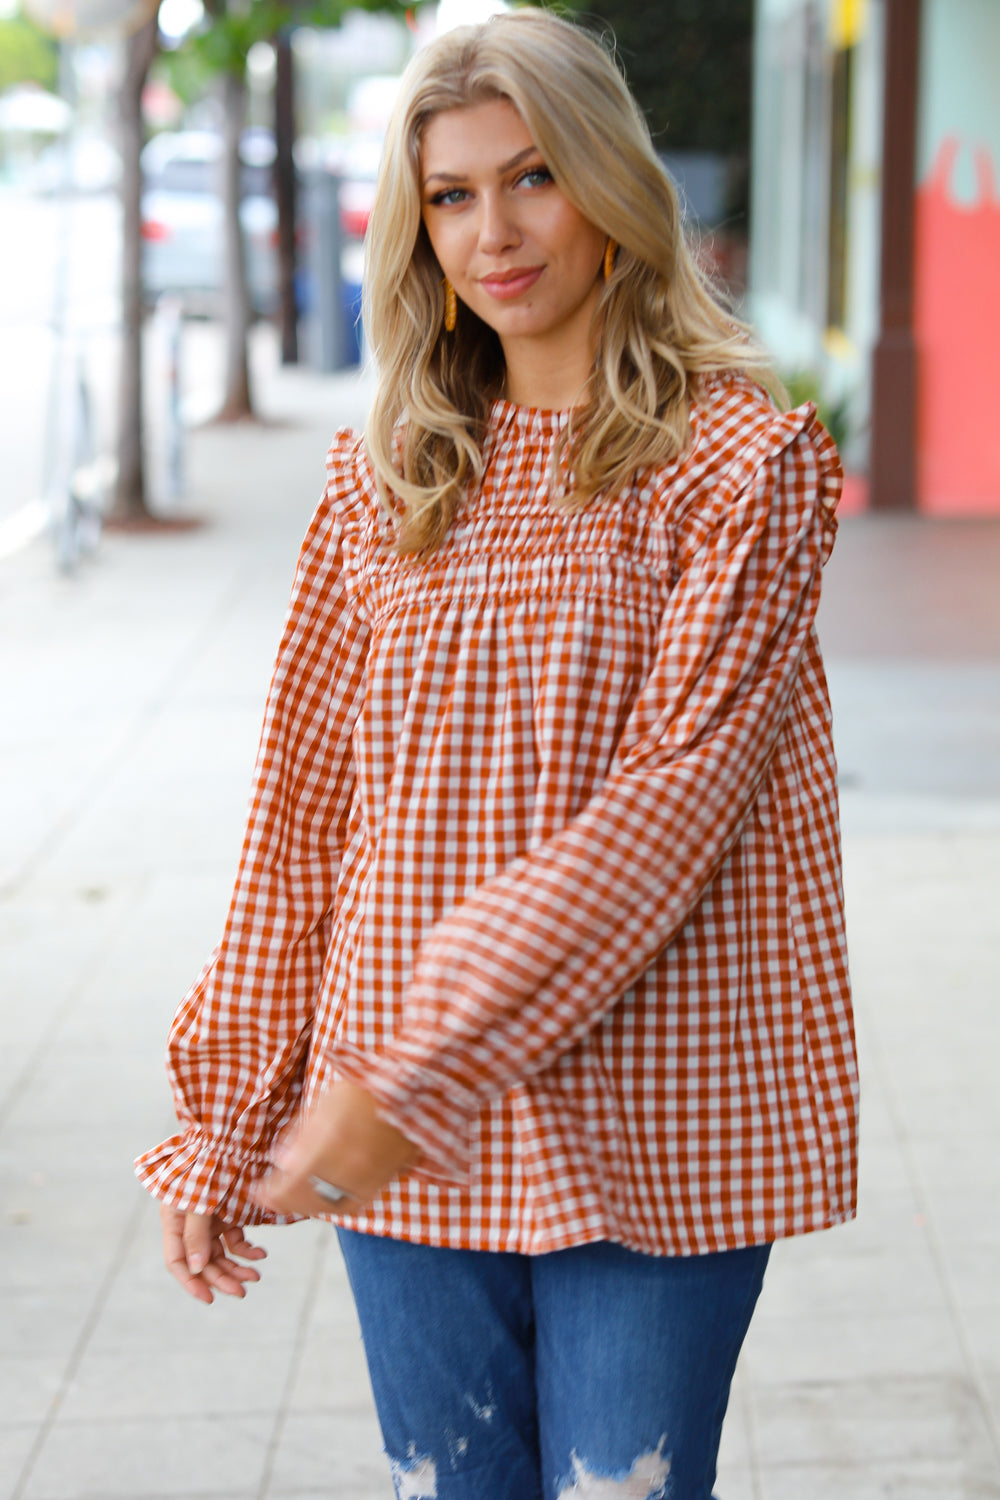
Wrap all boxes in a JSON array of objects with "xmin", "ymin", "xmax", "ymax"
[{"xmin": 337, "ymin": 1230, "xmax": 770, "ymax": 1500}]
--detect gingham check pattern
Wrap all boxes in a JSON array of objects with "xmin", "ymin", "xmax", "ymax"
[{"xmin": 136, "ymin": 376, "xmax": 859, "ymax": 1256}]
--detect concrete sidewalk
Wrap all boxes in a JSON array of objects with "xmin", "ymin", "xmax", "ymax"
[{"xmin": 2, "ymin": 331, "xmax": 999, "ymax": 1500}]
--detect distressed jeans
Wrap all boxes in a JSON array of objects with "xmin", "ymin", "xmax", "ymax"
[{"xmin": 337, "ymin": 1229, "xmax": 770, "ymax": 1500}]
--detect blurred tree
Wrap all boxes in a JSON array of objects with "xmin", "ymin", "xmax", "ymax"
[
  {"xmin": 273, "ymin": 26, "xmax": 296, "ymax": 363},
  {"xmin": 0, "ymin": 12, "xmax": 58, "ymax": 94},
  {"xmin": 113, "ymin": 0, "xmax": 412, "ymax": 522},
  {"xmin": 113, "ymin": 7, "xmax": 160, "ymax": 523},
  {"xmin": 183, "ymin": 0, "xmax": 412, "ymax": 409}
]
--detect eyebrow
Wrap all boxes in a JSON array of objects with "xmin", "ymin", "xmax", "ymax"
[{"xmin": 422, "ymin": 145, "xmax": 541, "ymax": 189}]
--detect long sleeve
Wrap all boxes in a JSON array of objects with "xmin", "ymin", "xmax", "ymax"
[
  {"xmin": 136, "ymin": 442, "xmax": 371, "ymax": 1224},
  {"xmin": 331, "ymin": 415, "xmax": 841, "ymax": 1180}
]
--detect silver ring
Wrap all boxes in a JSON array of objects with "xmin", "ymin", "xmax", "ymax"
[{"xmin": 307, "ymin": 1174, "xmax": 351, "ymax": 1205}]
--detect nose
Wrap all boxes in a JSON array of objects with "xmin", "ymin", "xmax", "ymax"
[{"xmin": 477, "ymin": 191, "xmax": 521, "ymax": 255}]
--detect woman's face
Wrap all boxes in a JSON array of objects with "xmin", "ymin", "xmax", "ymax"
[{"xmin": 419, "ymin": 98, "xmax": 607, "ymax": 398}]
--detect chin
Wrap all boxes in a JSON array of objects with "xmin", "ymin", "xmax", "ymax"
[{"xmin": 479, "ymin": 305, "xmax": 552, "ymax": 337}]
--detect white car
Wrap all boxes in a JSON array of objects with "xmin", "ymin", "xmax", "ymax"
[{"xmin": 140, "ymin": 128, "xmax": 279, "ymax": 316}]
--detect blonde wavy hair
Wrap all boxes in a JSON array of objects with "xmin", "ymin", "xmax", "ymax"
[{"xmin": 363, "ymin": 7, "xmax": 776, "ymax": 554}]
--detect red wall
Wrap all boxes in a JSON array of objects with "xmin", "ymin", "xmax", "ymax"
[{"xmin": 915, "ymin": 138, "xmax": 1000, "ymax": 514}]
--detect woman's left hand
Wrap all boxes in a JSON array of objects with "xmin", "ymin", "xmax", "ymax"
[{"xmin": 251, "ymin": 1081, "xmax": 419, "ymax": 1218}]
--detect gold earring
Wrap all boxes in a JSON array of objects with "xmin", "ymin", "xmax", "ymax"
[
  {"xmin": 444, "ymin": 279, "xmax": 457, "ymax": 332},
  {"xmin": 603, "ymin": 239, "xmax": 617, "ymax": 281}
]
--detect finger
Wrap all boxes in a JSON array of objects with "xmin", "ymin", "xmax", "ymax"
[
  {"xmin": 197, "ymin": 1255, "xmax": 254, "ymax": 1299},
  {"xmin": 220, "ymin": 1223, "xmax": 269, "ymax": 1262},
  {"xmin": 161, "ymin": 1206, "xmax": 213, "ymax": 1304},
  {"xmin": 179, "ymin": 1213, "xmax": 255, "ymax": 1299},
  {"xmin": 207, "ymin": 1250, "xmax": 263, "ymax": 1287},
  {"xmin": 182, "ymin": 1213, "xmax": 215, "ymax": 1278}
]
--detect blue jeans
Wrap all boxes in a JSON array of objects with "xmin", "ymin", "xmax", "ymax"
[{"xmin": 337, "ymin": 1230, "xmax": 770, "ymax": 1500}]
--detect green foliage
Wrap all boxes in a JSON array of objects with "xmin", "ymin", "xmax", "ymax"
[
  {"xmin": 0, "ymin": 13, "xmax": 58, "ymax": 95},
  {"xmin": 781, "ymin": 370, "xmax": 851, "ymax": 452},
  {"xmin": 155, "ymin": 37, "xmax": 212, "ymax": 108},
  {"xmin": 185, "ymin": 0, "xmax": 416, "ymax": 76}
]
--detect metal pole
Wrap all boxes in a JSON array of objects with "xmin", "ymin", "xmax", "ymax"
[{"xmin": 305, "ymin": 168, "xmax": 345, "ymax": 373}]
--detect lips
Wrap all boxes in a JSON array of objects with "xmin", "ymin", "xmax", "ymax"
[{"xmin": 479, "ymin": 266, "xmax": 544, "ymax": 301}]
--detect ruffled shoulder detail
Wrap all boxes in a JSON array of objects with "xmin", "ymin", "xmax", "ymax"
[
  {"xmin": 794, "ymin": 402, "xmax": 843, "ymax": 562},
  {"xmin": 661, "ymin": 376, "xmax": 842, "ymax": 566},
  {"xmin": 323, "ymin": 426, "xmax": 397, "ymax": 561},
  {"xmin": 323, "ymin": 427, "xmax": 367, "ymax": 522}
]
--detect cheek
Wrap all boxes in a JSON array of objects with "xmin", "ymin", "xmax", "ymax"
[
  {"xmin": 554, "ymin": 207, "xmax": 606, "ymax": 274},
  {"xmin": 424, "ymin": 220, "xmax": 467, "ymax": 281},
  {"xmin": 565, "ymin": 236, "xmax": 606, "ymax": 291}
]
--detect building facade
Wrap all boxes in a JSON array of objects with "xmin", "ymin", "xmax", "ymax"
[{"xmin": 749, "ymin": 0, "xmax": 1000, "ymax": 515}]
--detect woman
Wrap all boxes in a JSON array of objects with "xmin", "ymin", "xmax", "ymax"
[{"xmin": 137, "ymin": 12, "xmax": 859, "ymax": 1499}]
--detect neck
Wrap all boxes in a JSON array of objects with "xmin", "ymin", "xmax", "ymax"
[{"xmin": 500, "ymin": 334, "xmax": 597, "ymax": 412}]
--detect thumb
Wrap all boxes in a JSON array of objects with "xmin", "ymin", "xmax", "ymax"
[{"xmin": 182, "ymin": 1214, "xmax": 214, "ymax": 1276}]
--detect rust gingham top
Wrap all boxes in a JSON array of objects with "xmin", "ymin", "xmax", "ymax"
[{"xmin": 136, "ymin": 375, "xmax": 859, "ymax": 1256}]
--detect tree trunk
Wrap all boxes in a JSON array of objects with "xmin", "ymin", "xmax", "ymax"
[
  {"xmin": 218, "ymin": 66, "xmax": 254, "ymax": 420},
  {"xmin": 274, "ymin": 29, "xmax": 298, "ymax": 365},
  {"xmin": 111, "ymin": 11, "xmax": 159, "ymax": 521}
]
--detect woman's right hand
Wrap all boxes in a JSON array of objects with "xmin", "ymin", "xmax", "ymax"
[{"xmin": 160, "ymin": 1203, "xmax": 267, "ymax": 1304}]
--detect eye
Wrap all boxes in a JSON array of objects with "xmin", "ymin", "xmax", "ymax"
[
  {"xmin": 516, "ymin": 165, "xmax": 553, "ymax": 189},
  {"xmin": 427, "ymin": 187, "xmax": 468, "ymax": 207}
]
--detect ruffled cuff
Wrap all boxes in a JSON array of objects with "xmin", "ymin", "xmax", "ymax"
[
  {"xmin": 134, "ymin": 1132, "xmax": 303, "ymax": 1227},
  {"xmin": 329, "ymin": 1039, "xmax": 475, "ymax": 1185}
]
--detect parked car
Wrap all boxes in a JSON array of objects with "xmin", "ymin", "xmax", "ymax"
[{"xmin": 140, "ymin": 128, "xmax": 279, "ymax": 316}]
